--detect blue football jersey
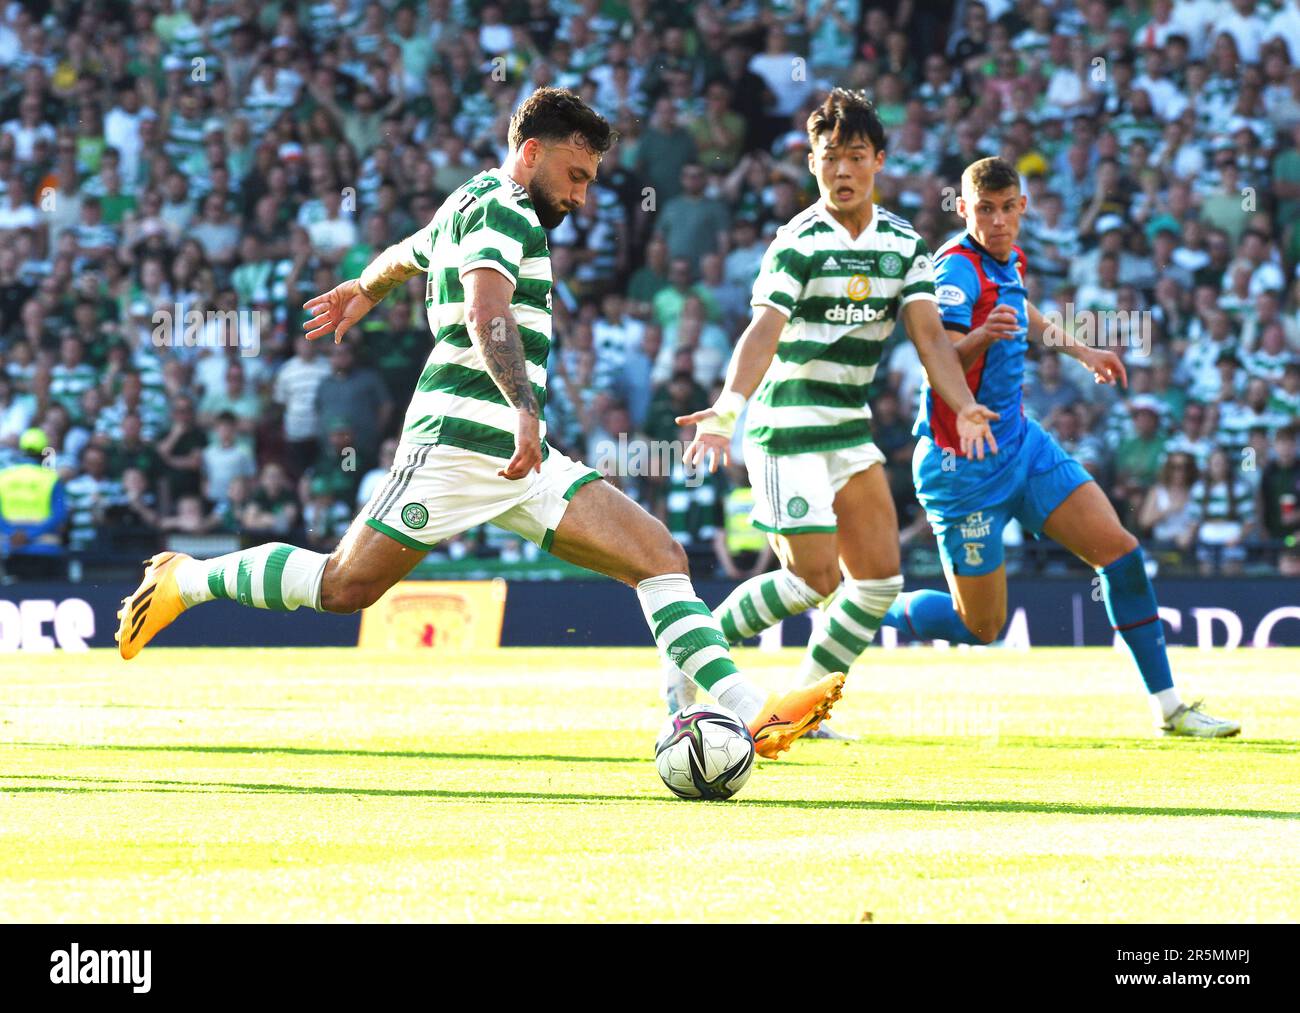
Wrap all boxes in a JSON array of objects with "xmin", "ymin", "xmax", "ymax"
[{"xmin": 913, "ymin": 233, "xmax": 1029, "ymax": 454}]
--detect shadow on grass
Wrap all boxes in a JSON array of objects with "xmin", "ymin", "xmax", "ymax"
[
  {"xmin": 3, "ymin": 773, "xmax": 1296, "ymax": 820},
  {"xmin": 6, "ymin": 741, "xmax": 646, "ymax": 766},
  {"xmin": 831, "ymin": 736, "xmax": 1299, "ymax": 754}
]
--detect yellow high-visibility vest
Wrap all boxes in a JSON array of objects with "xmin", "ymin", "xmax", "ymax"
[
  {"xmin": 724, "ymin": 487, "xmax": 765, "ymax": 553},
  {"xmin": 0, "ymin": 463, "xmax": 58, "ymax": 523}
]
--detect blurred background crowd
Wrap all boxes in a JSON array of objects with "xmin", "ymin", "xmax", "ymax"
[{"xmin": 0, "ymin": 0, "xmax": 1298, "ymax": 583}]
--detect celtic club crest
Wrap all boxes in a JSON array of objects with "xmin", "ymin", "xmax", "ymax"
[
  {"xmin": 878, "ymin": 252, "xmax": 903, "ymax": 277},
  {"xmin": 401, "ymin": 502, "xmax": 429, "ymax": 529}
]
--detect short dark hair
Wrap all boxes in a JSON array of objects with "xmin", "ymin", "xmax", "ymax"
[
  {"xmin": 806, "ymin": 88, "xmax": 887, "ymax": 154},
  {"xmin": 509, "ymin": 87, "xmax": 616, "ymax": 157},
  {"xmin": 963, "ymin": 156, "xmax": 1020, "ymax": 195}
]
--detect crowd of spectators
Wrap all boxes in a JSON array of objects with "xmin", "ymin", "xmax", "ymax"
[{"xmin": 0, "ymin": 0, "xmax": 1298, "ymax": 581}]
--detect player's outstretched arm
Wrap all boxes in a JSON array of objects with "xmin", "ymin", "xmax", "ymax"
[
  {"xmin": 463, "ymin": 266, "xmax": 542, "ymax": 480},
  {"xmin": 302, "ymin": 278, "xmax": 377, "ymax": 344},
  {"xmin": 677, "ymin": 305, "xmax": 786, "ymax": 472},
  {"xmin": 950, "ymin": 304, "xmax": 1020, "ymax": 371},
  {"xmin": 357, "ymin": 238, "xmax": 427, "ymax": 302},
  {"xmin": 302, "ymin": 236, "xmax": 425, "ymax": 343},
  {"xmin": 1026, "ymin": 301, "xmax": 1127, "ymax": 388},
  {"xmin": 902, "ymin": 299, "xmax": 1001, "ymax": 460}
]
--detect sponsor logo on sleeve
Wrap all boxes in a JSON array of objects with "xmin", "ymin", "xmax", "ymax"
[{"xmin": 936, "ymin": 284, "xmax": 967, "ymax": 306}]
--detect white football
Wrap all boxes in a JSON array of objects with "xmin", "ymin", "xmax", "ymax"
[{"xmin": 654, "ymin": 704, "xmax": 755, "ymax": 800}]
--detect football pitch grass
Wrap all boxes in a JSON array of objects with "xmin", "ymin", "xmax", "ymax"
[{"xmin": 1, "ymin": 647, "xmax": 1296, "ymax": 923}]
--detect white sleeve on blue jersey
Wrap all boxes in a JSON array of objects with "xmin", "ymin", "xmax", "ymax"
[{"xmin": 933, "ymin": 255, "xmax": 981, "ymax": 333}]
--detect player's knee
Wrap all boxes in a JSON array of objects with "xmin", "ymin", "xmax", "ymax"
[
  {"xmin": 318, "ymin": 582, "xmax": 357, "ymax": 614},
  {"xmin": 964, "ymin": 611, "xmax": 1004, "ymax": 645},
  {"xmin": 319, "ymin": 573, "xmax": 386, "ymax": 614},
  {"xmin": 793, "ymin": 564, "xmax": 841, "ymax": 599},
  {"xmin": 658, "ymin": 537, "xmax": 691, "ymax": 578},
  {"xmin": 1098, "ymin": 530, "xmax": 1141, "ymax": 568},
  {"xmin": 635, "ymin": 532, "xmax": 690, "ymax": 583}
]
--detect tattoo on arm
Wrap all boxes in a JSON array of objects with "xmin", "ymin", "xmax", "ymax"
[
  {"xmin": 357, "ymin": 242, "xmax": 424, "ymax": 302},
  {"xmin": 470, "ymin": 311, "xmax": 539, "ymax": 416}
]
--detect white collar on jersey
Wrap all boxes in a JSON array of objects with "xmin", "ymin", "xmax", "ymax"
[{"xmin": 811, "ymin": 200, "xmax": 880, "ymax": 246}]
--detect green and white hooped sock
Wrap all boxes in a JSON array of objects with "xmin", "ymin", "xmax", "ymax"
[
  {"xmin": 174, "ymin": 543, "xmax": 329, "ymax": 612},
  {"xmin": 714, "ymin": 568, "xmax": 827, "ymax": 644},
  {"xmin": 798, "ymin": 575, "xmax": 904, "ymax": 685},
  {"xmin": 637, "ymin": 573, "xmax": 765, "ymax": 723}
]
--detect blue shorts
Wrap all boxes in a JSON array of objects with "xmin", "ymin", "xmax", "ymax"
[{"xmin": 913, "ymin": 418, "xmax": 1092, "ymax": 576}]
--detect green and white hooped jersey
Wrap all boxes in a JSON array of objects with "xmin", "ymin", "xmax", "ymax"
[
  {"xmin": 401, "ymin": 168, "xmax": 554, "ymax": 459},
  {"xmin": 747, "ymin": 203, "xmax": 937, "ymax": 455}
]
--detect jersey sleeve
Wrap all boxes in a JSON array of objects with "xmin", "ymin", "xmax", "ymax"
[
  {"xmin": 932, "ymin": 253, "xmax": 982, "ymax": 334},
  {"xmin": 402, "ymin": 220, "xmax": 435, "ymax": 274},
  {"xmin": 899, "ymin": 241, "xmax": 938, "ymax": 307},
  {"xmin": 750, "ymin": 232, "xmax": 811, "ymax": 319},
  {"xmin": 457, "ymin": 195, "xmax": 531, "ymax": 287}
]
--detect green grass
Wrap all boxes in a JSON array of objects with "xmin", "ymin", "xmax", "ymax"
[{"xmin": 1, "ymin": 647, "xmax": 1297, "ymax": 923}]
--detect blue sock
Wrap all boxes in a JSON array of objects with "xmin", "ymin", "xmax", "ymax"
[
  {"xmin": 1098, "ymin": 546, "xmax": 1174, "ymax": 694},
  {"xmin": 881, "ymin": 590, "xmax": 986, "ymax": 645}
]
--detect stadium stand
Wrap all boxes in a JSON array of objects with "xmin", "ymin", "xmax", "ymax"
[{"xmin": 0, "ymin": 0, "xmax": 1297, "ymax": 584}]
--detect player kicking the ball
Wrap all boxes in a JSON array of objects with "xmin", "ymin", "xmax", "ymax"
[
  {"xmin": 877, "ymin": 156, "xmax": 1238, "ymax": 737},
  {"xmin": 116, "ymin": 88, "xmax": 842, "ymax": 758},
  {"xmin": 673, "ymin": 89, "xmax": 998, "ymax": 724}
]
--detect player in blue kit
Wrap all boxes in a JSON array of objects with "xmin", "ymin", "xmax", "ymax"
[{"xmin": 880, "ymin": 158, "xmax": 1240, "ymax": 738}]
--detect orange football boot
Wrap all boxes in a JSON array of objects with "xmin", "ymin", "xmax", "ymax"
[
  {"xmin": 748, "ymin": 673, "xmax": 846, "ymax": 758},
  {"xmin": 116, "ymin": 551, "xmax": 191, "ymax": 659}
]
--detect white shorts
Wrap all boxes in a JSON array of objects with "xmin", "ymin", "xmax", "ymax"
[
  {"xmin": 363, "ymin": 441, "xmax": 602, "ymax": 551},
  {"xmin": 744, "ymin": 439, "xmax": 886, "ymax": 535}
]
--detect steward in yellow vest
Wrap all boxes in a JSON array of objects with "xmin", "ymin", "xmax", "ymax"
[
  {"xmin": 0, "ymin": 428, "xmax": 67, "ymax": 558},
  {"xmin": 724, "ymin": 486, "xmax": 765, "ymax": 554}
]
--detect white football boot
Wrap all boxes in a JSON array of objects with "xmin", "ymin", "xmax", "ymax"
[{"xmin": 1161, "ymin": 701, "xmax": 1241, "ymax": 738}]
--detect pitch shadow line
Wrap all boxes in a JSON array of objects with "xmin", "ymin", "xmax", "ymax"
[
  {"xmin": 3, "ymin": 741, "xmax": 646, "ymax": 765},
  {"xmin": 3, "ymin": 775, "xmax": 1296, "ymax": 820}
]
